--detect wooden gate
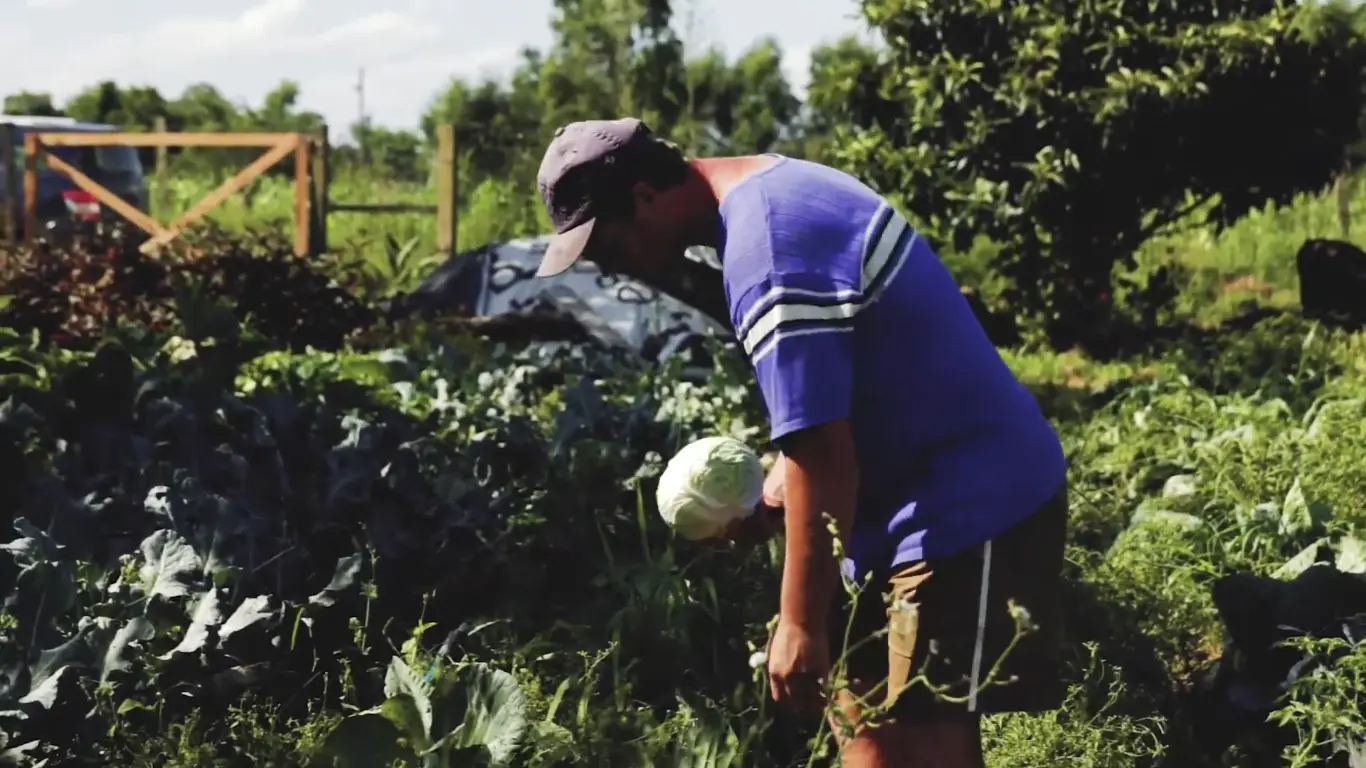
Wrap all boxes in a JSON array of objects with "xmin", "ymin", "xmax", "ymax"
[{"xmin": 20, "ymin": 130, "xmax": 313, "ymax": 256}]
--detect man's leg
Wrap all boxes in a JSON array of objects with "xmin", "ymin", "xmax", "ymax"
[
  {"xmin": 826, "ymin": 487, "xmax": 1070, "ymax": 768},
  {"xmin": 826, "ymin": 556, "xmax": 988, "ymax": 768},
  {"xmin": 829, "ymin": 686, "xmax": 985, "ymax": 768}
]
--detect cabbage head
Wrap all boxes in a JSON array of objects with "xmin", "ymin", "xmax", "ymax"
[{"xmin": 655, "ymin": 436, "xmax": 764, "ymax": 541}]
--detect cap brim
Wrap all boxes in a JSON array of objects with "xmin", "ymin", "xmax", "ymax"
[{"xmin": 537, "ymin": 218, "xmax": 596, "ymax": 277}]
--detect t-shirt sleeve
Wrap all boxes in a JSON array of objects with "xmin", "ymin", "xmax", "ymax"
[{"xmin": 730, "ymin": 269, "xmax": 860, "ymax": 442}]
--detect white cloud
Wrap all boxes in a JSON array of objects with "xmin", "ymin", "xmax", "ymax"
[
  {"xmin": 148, "ymin": 0, "xmax": 308, "ymax": 56},
  {"xmin": 239, "ymin": 0, "xmax": 304, "ymax": 34},
  {"xmin": 0, "ymin": 21, "xmax": 29, "ymax": 49},
  {"xmin": 308, "ymin": 11, "xmax": 439, "ymax": 48}
]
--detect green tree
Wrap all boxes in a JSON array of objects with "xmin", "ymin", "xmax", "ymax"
[
  {"xmin": 720, "ymin": 38, "xmax": 802, "ymax": 154},
  {"xmin": 60, "ymin": 82, "xmax": 175, "ymax": 168},
  {"xmin": 64, "ymin": 81, "xmax": 171, "ymax": 129},
  {"xmin": 822, "ymin": 0, "xmax": 1366, "ymax": 347},
  {"xmin": 1318, "ymin": 0, "xmax": 1366, "ymax": 169},
  {"xmin": 537, "ymin": 0, "xmax": 683, "ymax": 128},
  {"xmin": 533, "ymin": 0, "xmax": 803, "ymax": 152},
  {"xmin": 797, "ymin": 35, "xmax": 881, "ymax": 161},
  {"xmin": 679, "ymin": 37, "xmax": 803, "ymax": 155},
  {"xmin": 418, "ymin": 0, "xmax": 808, "ymax": 242},
  {"xmin": 168, "ymin": 83, "xmax": 242, "ymax": 132},
  {"xmin": 351, "ymin": 123, "xmax": 427, "ymax": 182},
  {"xmin": 3, "ymin": 91, "xmax": 63, "ymax": 116},
  {"xmin": 246, "ymin": 80, "xmax": 323, "ymax": 133},
  {"xmin": 422, "ymin": 64, "xmax": 544, "ymax": 187}
]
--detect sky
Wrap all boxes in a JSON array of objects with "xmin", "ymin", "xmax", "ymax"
[{"xmin": 6, "ymin": 0, "xmax": 869, "ymax": 139}]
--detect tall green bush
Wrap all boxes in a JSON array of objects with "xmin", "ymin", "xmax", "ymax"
[{"xmin": 823, "ymin": 0, "xmax": 1366, "ymax": 346}]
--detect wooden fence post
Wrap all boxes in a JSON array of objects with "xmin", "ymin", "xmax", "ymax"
[
  {"xmin": 153, "ymin": 116, "xmax": 169, "ymax": 218},
  {"xmin": 435, "ymin": 124, "xmax": 458, "ymax": 255},
  {"xmin": 22, "ymin": 133, "xmax": 38, "ymax": 245},
  {"xmin": 310, "ymin": 123, "xmax": 330, "ymax": 256},
  {"xmin": 293, "ymin": 132, "xmax": 311, "ymax": 257},
  {"xmin": 1, "ymin": 122, "xmax": 17, "ymax": 246}
]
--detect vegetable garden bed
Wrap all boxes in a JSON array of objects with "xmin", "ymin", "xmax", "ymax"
[{"xmin": 0, "ymin": 225, "xmax": 1364, "ymax": 767}]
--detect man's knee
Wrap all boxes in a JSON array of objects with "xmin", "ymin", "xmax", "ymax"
[
  {"xmin": 831, "ymin": 706, "xmax": 984, "ymax": 768},
  {"xmin": 903, "ymin": 719, "xmax": 985, "ymax": 768}
]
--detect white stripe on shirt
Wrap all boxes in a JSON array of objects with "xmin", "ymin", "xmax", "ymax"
[
  {"xmin": 750, "ymin": 324, "xmax": 855, "ymax": 365},
  {"xmin": 736, "ymin": 203, "xmax": 916, "ymax": 360},
  {"xmin": 741, "ymin": 300, "xmax": 859, "ymax": 356}
]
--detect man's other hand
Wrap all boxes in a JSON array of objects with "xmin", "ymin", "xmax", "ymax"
[
  {"xmin": 719, "ymin": 452, "xmax": 786, "ymax": 548},
  {"xmin": 721, "ymin": 502, "xmax": 783, "ymax": 548},
  {"xmin": 762, "ymin": 452, "xmax": 786, "ymax": 507}
]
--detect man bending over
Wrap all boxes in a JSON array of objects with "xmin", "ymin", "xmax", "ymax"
[{"xmin": 532, "ymin": 118, "xmax": 1070, "ymax": 768}]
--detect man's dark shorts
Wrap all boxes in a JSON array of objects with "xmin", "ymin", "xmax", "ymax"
[{"xmin": 828, "ymin": 484, "xmax": 1070, "ymax": 721}]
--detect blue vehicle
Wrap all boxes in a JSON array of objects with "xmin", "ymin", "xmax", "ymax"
[{"xmin": 1, "ymin": 115, "xmax": 149, "ymax": 237}]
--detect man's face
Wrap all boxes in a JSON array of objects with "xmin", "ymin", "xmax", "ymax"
[{"xmin": 585, "ymin": 183, "xmax": 688, "ymax": 282}]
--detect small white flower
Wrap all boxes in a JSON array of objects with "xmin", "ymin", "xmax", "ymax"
[
  {"xmin": 1009, "ymin": 603, "xmax": 1037, "ymax": 633},
  {"xmin": 748, "ymin": 650, "xmax": 768, "ymax": 669}
]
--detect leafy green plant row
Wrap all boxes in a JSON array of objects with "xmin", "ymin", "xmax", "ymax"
[{"xmin": 2, "ymin": 225, "xmax": 1366, "ymax": 765}]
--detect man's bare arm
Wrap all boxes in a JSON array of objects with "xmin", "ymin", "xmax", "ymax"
[{"xmin": 777, "ymin": 421, "xmax": 859, "ymax": 630}]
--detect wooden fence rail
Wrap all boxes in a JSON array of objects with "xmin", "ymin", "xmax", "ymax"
[{"xmin": 19, "ymin": 129, "xmax": 311, "ymax": 255}]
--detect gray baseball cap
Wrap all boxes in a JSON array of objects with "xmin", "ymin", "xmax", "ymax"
[{"xmin": 535, "ymin": 117, "xmax": 655, "ymax": 277}]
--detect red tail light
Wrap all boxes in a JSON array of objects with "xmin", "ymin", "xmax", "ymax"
[{"xmin": 61, "ymin": 189, "xmax": 100, "ymax": 221}]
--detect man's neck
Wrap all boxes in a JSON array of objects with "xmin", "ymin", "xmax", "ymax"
[
  {"xmin": 681, "ymin": 155, "xmax": 778, "ymax": 248},
  {"xmin": 694, "ymin": 155, "xmax": 777, "ymax": 204}
]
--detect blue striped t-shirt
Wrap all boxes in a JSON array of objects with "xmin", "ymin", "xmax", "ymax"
[{"xmin": 718, "ymin": 156, "xmax": 1067, "ymax": 580}]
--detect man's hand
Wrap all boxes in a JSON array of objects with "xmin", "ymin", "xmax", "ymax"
[
  {"xmin": 719, "ymin": 453, "xmax": 786, "ymax": 548},
  {"xmin": 767, "ymin": 616, "xmax": 831, "ymax": 715},
  {"xmin": 720, "ymin": 503, "xmax": 782, "ymax": 549},
  {"xmin": 761, "ymin": 452, "xmax": 786, "ymax": 507}
]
